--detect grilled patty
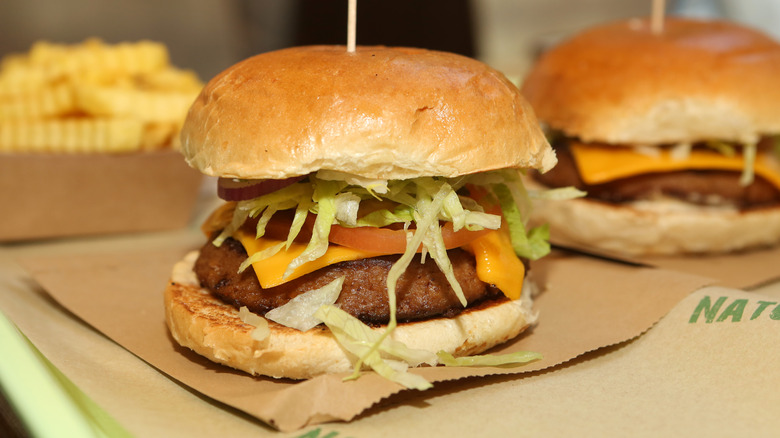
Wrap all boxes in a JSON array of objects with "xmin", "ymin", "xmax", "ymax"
[
  {"xmin": 193, "ymin": 236, "xmax": 506, "ymax": 325},
  {"xmin": 534, "ymin": 139, "xmax": 780, "ymax": 209}
]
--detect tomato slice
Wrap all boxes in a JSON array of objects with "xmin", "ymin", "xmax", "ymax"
[
  {"xmin": 253, "ymin": 210, "xmax": 494, "ymax": 253},
  {"xmin": 328, "ymin": 221, "xmax": 492, "ymax": 253},
  {"xmin": 244, "ymin": 211, "xmax": 312, "ymax": 242},
  {"xmin": 327, "ymin": 194, "xmax": 502, "ymax": 253}
]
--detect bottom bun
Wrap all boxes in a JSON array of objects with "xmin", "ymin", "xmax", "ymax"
[
  {"xmin": 164, "ymin": 251, "xmax": 536, "ymax": 380},
  {"xmin": 530, "ymin": 190, "xmax": 780, "ymax": 256}
]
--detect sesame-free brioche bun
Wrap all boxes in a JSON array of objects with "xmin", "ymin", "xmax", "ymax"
[
  {"xmin": 526, "ymin": 180, "xmax": 780, "ymax": 255},
  {"xmin": 521, "ymin": 17, "xmax": 780, "ymax": 145},
  {"xmin": 181, "ymin": 45, "xmax": 555, "ymax": 180},
  {"xmin": 164, "ymin": 252, "xmax": 536, "ymax": 379}
]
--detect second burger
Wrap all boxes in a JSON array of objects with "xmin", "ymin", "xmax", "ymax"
[{"xmin": 521, "ymin": 17, "xmax": 780, "ymax": 256}]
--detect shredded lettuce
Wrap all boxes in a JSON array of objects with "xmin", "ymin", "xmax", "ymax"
[
  {"xmin": 212, "ymin": 201, "xmax": 252, "ymax": 247},
  {"xmin": 316, "ymin": 305, "xmax": 437, "ymax": 366},
  {"xmin": 283, "ymin": 179, "xmax": 344, "ymax": 279},
  {"xmin": 334, "ymin": 192, "xmax": 361, "ymax": 226},
  {"xmin": 441, "ymin": 189, "xmax": 467, "ymax": 231},
  {"xmin": 287, "ymin": 199, "xmax": 312, "ymax": 249},
  {"xmin": 464, "ymin": 211, "xmax": 501, "ymax": 231},
  {"xmin": 529, "ymin": 186, "xmax": 587, "ymax": 201},
  {"xmin": 382, "ymin": 180, "xmax": 418, "ymax": 206},
  {"xmin": 316, "ymin": 169, "xmax": 389, "ymax": 195},
  {"xmin": 416, "ymin": 181, "xmax": 467, "ymax": 307},
  {"xmin": 436, "ymin": 350, "xmax": 542, "ymax": 367},
  {"xmin": 412, "ymin": 180, "xmax": 467, "ymax": 307},
  {"xmin": 702, "ymin": 139, "xmax": 758, "ymax": 187},
  {"xmin": 237, "ymin": 241, "xmax": 286, "ymax": 273},
  {"xmin": 315, "ymin": 305, "xmax": 435, "ymax": 390},
  {"xmin": 349, "ymin": 178, "xmax": 459, "ymax": 377},
  {"xmin": 669, "ymin": 142, "xmax": 692, "ymax": 161},
  {"xmin": 705, "ymin": 139, "xmax": 737, "ymax": 157},
  {"xmin": 524, "ymin": 224, "xmax": 552, "ymax": 260},
  {"xmin": 238, "ymin": 306, "xmax": 270, "ymax": 341},
  {"xmin": 740, "ymin": 142, "xmax": 757, "ymax": 187},
  {"xmin": 255, "ymin": 205, "xmax": 278, "ymax": 239},
  {"xmin": 493, "ymin": 182, "xmax": 550, "ymax": 260},
  {"xmin": 265, "ymin": 277, "xmax": 344, "ymax": 331},
  {"xmin": 246, "ymin": 182, "xmax": 312, "ymax": 218},
  {"xmin": 214, "ymin": 182, "xmax": 312, "ymax": 246},
  {"xmin": 355, "ymin": 204, "xmax": 415, "ymax": 227}
]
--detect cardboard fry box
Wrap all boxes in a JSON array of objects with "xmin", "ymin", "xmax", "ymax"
[{"xmin": 0, "ymin": 150, "xmax": 202, "ymax": 241}]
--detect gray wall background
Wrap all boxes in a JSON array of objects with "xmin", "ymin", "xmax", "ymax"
[{"xmin": 0, "ymin": 0, "xmax": 777, "ymax": 83}]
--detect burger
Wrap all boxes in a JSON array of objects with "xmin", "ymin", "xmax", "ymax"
[
  {"xmin": 164, "ymin": 46, "xmax": 556, "ymax": 388},
  {"xmin": 520, "ymin": 17, "xmax": 780, "ymax": 256}
]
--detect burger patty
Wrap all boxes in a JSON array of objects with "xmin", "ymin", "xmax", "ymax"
[
  {"xmin": 193, "ymin": 236, "xmax": 506, "ymax": 325},
  {"xmin": 534, "ymin": 139, "xmax": 780, "ymax": 209}
]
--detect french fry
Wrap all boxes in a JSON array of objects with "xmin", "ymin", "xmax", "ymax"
[
  {"xmin": 0, "ymin": 84, "xmax": 76, "ymax": 119},
  {"xmin": 0, "ymin": 118, "xmax": 143, "ymax": 153},
  {"xmin": 140, "ymin": 122, "xmax": 181, "ymax": 150},
  {"xmin": 26, "ymin": 39, "xmax": 169, "ymax": 83},
  {"xmin": 0, "ymin": 59, "xmax": 50, "ymax": 97},
  {"xmin": 0, "ymin": 38, "xmax": 203, "ymax": 153},
  {"xmin": 75, "ymin": 85, "xmax": 197, "ymax": 122}
]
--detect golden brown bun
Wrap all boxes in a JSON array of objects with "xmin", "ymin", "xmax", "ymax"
[
  {"xmin": 527, "ymin": 180, "xmax": 780, "ymax": 255},
  {"xmin": 164, "ymin": 251, "xmax": 535, "ymax": 379},
  {"xmin": 181, "ymin": 45, "xmax": 555, "ymax": 180},
  {"xmin": 521, "ymin": 18, "xmax": 780, "ymax": 145}
]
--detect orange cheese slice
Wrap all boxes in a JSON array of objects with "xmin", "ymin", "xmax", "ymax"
[
  {"xmin": 234, "ymin": 228, "xmax": 382, "ymax": 288},
  {"xmin": 569, "ymin": 142, "xmax": 780, "ymax": 189},
  {"xmin": 467, "ymin": 228, "xmax": 525, "ymax": 300},
  {"xmin": 234, "ymin": 227, "xmax": 525, "ymax": 299}
]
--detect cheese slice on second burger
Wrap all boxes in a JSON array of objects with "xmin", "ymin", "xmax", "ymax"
[{"xmin": 569, "ymin": 141, "xmax": 780, "ymax": 189}]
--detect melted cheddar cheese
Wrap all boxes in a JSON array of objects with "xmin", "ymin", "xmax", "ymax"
[
  {"xmin": 569, "ymin": 141, "xmax": 780, "ymax": 189},
  {"xmin": 466, "ymin": 228, "xmax": 525, "ymax": 300},
  {"xmin": 233, "ymin": 227, "xmax": 525, "ymax": 299},
  {"xmin": 234, "ymin": 228, "xmax": 382, "ymax": 288}
]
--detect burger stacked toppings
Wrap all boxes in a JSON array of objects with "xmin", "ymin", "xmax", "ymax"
[
  {"xmin": 165, "ymin": 46, "xmax": 556, "ymax": 388},
  {"xmin": 521, "ymin": 17, "xmax": 780, "ymax": 256}
]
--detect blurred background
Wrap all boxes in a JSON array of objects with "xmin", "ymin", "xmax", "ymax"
[{"xmin": 1, "ymin": 0, "xmax": 779, "ymax": 84}]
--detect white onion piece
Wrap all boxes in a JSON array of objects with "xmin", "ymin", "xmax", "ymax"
[{"xmin": 238, "ymin": 306, "xmax": 270, "ymax": 341}]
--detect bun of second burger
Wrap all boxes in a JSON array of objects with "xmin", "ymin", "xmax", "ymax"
[
  {"xmin": 165, "ymin": 45, "xmax": 556, "ymax": 388},
  {"xmin": 521, "ymin": 18, "xmax": 780, "ymax": 256}
]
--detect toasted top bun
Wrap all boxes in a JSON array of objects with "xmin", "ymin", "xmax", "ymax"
[
  {"xmin": 521, "ymin": 18, "xmax": 780, "ymax": 145},
  {"xmin": 181, "ymin": 45, "xmax": 555, "ymax": 180}
]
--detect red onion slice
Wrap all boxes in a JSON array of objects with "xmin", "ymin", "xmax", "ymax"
[{"xmin": 217, "ymin": 175, "xmax": 306, "ymax": 201}]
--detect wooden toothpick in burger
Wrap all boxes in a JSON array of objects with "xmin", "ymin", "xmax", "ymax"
[
  {"xmin": 651, "ymin": 0, "xmax": 666, "ymax": 34},
  {"xmin": 348, "ymin": 0, "xmax": 357, "ymax": 53}
]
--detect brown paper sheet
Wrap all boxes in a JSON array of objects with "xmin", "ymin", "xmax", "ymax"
[
  {"xmin": 325, "ymin": 285, "xmax": 780, "ymax": 437},
  {"xmin": 639, "ymin": 247, "xmax": 780, "ymax": 289},
  {"xmin": 549, "ymin": 235, "xmax": 780, "ymax": 290},
  {"xmin": 19, "ymin": 247, "xmax": 714, "ymax": 432}
]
